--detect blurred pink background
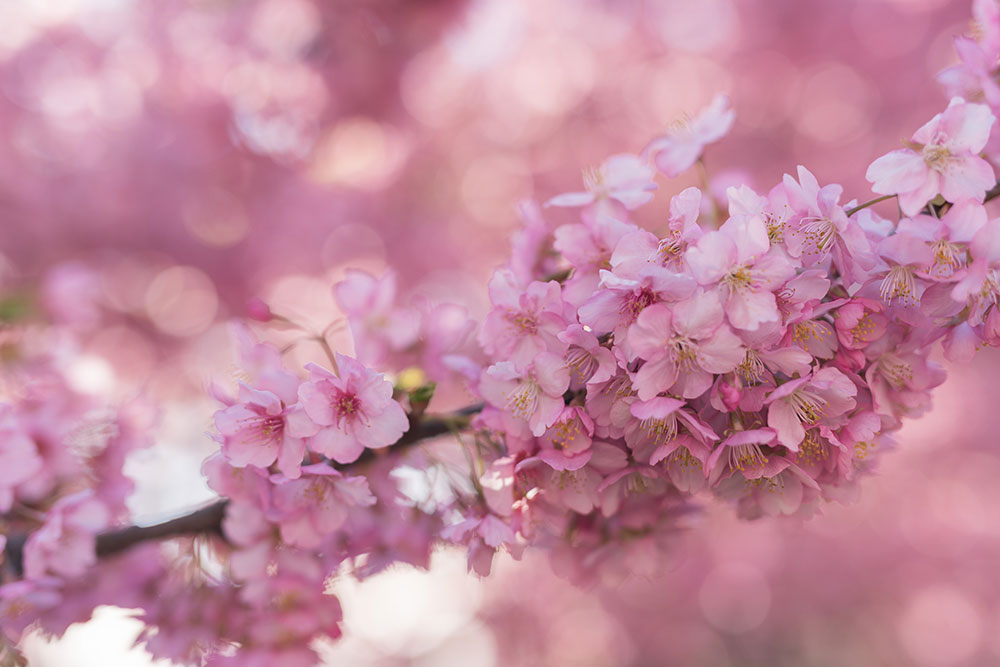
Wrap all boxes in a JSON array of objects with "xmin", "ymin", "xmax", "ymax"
[{"xmin": 5, "ymin": 0, "xmax": 1000, "ymax": 665}]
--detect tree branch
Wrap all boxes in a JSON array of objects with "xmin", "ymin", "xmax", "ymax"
[
  {"xmin": 985, "ymin": 180, "xmax": 1000, "ymax": 204},
  {"xmin": 2, "ymin": 404, "xmax": 485, "ymax": 576}
]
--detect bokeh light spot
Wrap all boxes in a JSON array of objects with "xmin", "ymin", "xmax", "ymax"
[
  {"xmin": 897, "ymin": 584, "xmax": 983, "ymax": 666},
  {"xmin": 144, "ymin": 265, "xmax": 218, "ymax": 337}
]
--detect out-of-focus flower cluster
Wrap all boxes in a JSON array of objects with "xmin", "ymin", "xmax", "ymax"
[{"xmin": 0, "ymin": 310, "xmax": 159, "ymax": 645}]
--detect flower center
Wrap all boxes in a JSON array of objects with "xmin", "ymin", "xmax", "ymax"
[
  {"xmin": 854, "ymin": 440, "xmax": 874, "ymax": 461},
  {"xmin": 766, "ymin": 212, "xmax": 787, "ymax": 244},
  {"xmin": 723, "ymin": 265, "xmax": 754, "ymax": 291},
  {"xmin": 930, "ymin": 240, "xmax": 963, "ymax": 277},
  {"xmin": 670, "ymin": 336, "xmax": 698, "ymax": 368},
  {"xmin": 333, "ymin": 392, "xmax": 363, "ymax": 426},
  {"xmin": 244, "ymin": 414, "xmax": 284, "ymax": 445},
  {"xmin": 668, "ymin": 447, "xmax": 700, "ymax": 470},
  {"xmin": 788, "ymin": 387, "xmax": 827, "ymax": 424},
  {"xmin": 506, "ymin": 379, "xmax": 541, "ymax": 421},
  {"xmin": 565, "ymin": 346, "xmax": 598, "ymax": 383},
  {"xmin": 878, "ymin": 354, "xmax": 913, "ymax": 389},
  {"xmin": 922, "ymin": 143, "xmax": 952, "ymax": 170},
  {"xmin": 582, "ymin": 166, "xmax": 606, "ymax": 194},
  {"xmin": 797, "ymin": 430, "xmax": 828, "ymax": 466},
  {"xmin": 792, "ymin": 320, "xmax": 825, "ymax": 345},
  {"xmin": 508, "ymin": 311, "xmax": 538, "ymax": 335},
  {"xmin": 729, "ymin": 442, "xmax": 768, "ymax": 472},
  {"xmin": 799, "ymin": 216, "xmax": 837, "ymax": 255},
  {"xmin": 980, "ymin": 269, "xmax": 1000, "ymax": 304},
  {"xmin": 304, "ymin": 478, "xmax": 329, "ymax": 503},
  {"xmin": 736, "ymin": 349, "xmax": 766, "ymax": 384},
  {"xmin": 879, "ymin": 265, "xmax": 917, "ymax": 305},
  {"xmin": 641, "ymin": 413, "xmax": 678, "ymax": 446},
  {"xmin": 656, "ymin": 235, "xmax": 683, "ymax": 265},
  {"xmin": 549, "ymin": 417, "xmax": 583, "ymax": 451},
  {"xmin": 619, "ymin": 287, "xmax": 656, "ymax": 326},
  {"xmin": 851, "ymin": 313, "xmax": 878, "ymax": 344}
]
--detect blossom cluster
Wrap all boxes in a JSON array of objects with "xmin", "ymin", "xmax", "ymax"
[
  {"xmin": 4, "ymin": 7, "xmax": 1000, "ymax": 665},
  {"xmin": 0, "ymin": 327, "xmax": 155, "ymax": 641},
  {"xmin": 456, "ymin": 91, "xmax": 998, "ymax": 579}
]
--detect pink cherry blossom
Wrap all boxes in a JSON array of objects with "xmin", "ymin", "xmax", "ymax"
[
  {"xmin": 577, "ymin": 264, "xmax": 695, "ymax": 343},
  {"xmin": 685, "ymin": 214, "xmax": 797, "ymax": 330},
  {"xmin": 479, "ymin": 354, "xmax": 570, "ymax": 437},
  {"xmin": 480, "ymin": 271, "xmax": 568, "ymax": 368},
  {"xmin": 628, "ymin": 291, "xmax": 745, "ymax": 400},
  {"xmin": 833, "ymin": 298, "xmax": 889, "ymax": 350},
  {"xmin": 558, "ymin": 324, "xmax": 617, "ymax": 388},
  {"xmin": 23, "ymin": 491, "xmax": 110, "ymax": 580},
  {"xmin": 214, "ymin": 383, "xmax": 313, "ymax": 479},
  {"xmin": 781, "ymin": 166, "xmax": 876, "ymax": 283},
  {"xmin": 644, "ymin": 94, "xmax": 735, "ymax": 178},
  {"xmin": 297, "ymin": 355, "xmax": 409, "ymax": 464},
  {"xmin": 546, "ymin": 153, "xmax": 656, "ymax": 211},
  {"xmin": 270, "ymin": 464, "xmax": 376, "ymax": 549},
  {"xmin": 0, "ymin": 404, "xmax": 43, "ymax": 512},
  {"xmin": 334, "ymin": 270, "xmax": 420, "ymax": 367},
  {"xmin": 537, "ymin": 406, "xmax": 594, "ymax": 471},
  {"xmin": 610, "ymin": 187, "xmax": 705, "ymax": 275},
  {"xmin": 866, "ymin": 97, "xmax": 996, "ymax": 216},
  {"xmin": 765, "ymin": 368, "xmax": 858, "ymax": 450}
]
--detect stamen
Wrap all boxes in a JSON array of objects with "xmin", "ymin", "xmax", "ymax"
[
  {"xmin": 930, "ymin": 240, "xmax": 963, "ymax": 278},
  {"xmin": 744, "ymin": 475, "xmax": 784, "ymax": 494},
  {"xmin": 550, "ymin": 417, "xmax": 582, "ymax": 450},
  {"xmin": 788, "ymin": 387, "xmax": 827, "ymax": 425},
  {"xmin": 854, "ymin": 440, "xmax": 874, "ymax": 461},
  {"xmin": 979, "ymin": 269, "xmax": 1000, "ymax": 305},
  {"xmin": 506, "ymin": 380, "xmax": 540, "ymax": 421},
  {"xmin": 619, "ymin": 287, "xmax": 656, "ymax": 326},
  {"xmin": 668, "ymin": 447, "xmax": 701, "ymax": 470},
  {"xmin": 797, "ymin": 430, "xmax": 828, "ymax": 466},
  {"xmin": 507, "ymin": 311, "xmax": 538, "ymax": 335},
  {"xmin": 583, "ymin": 166, "xmax": 604, "ymax": 192},
  {"xmin": 879, "ymin": 354, "xmax": 913, "ymax": 389},
  {"xmin": 671, "ymin": 336, "xmax": 698, "ymax": 369},
  {"xmin": 655, "ymin": 235, "xmax": 683, "ymax": 265},
  {"xmin": 333, "ymin": 392, "xmax": 364, "ymax": 427},
  {"xmin": 565, "ymin": 346, "xmax": 598, "ymax": 382},
  {"xmin": 922, "ymin": 143, "xmax": 952, "ymax": 169},
  {"xmin": 799, "ymin": 216, "xmax": 837, "ymax": 255},
  {"xmin": 240, "ymin": 414, "xmax": 284, "ymax": 445},
  {"xmin": 724, "ymin": 265, "xmax": 754, "ymax": 291},
  {"xmin": 766, "ymin": 213, "xmax": 786, "ymax": 244},
  {"xmin": 851, "ymin": 314, "xmax": 878, "ymax": 344},
  {"xmin": 880, "ymin": 265, "xmax": 917, "ymax": 305},
  {"xmin": 641, "ymin": 413, "xmax": 678, "ymax": 446},
  {"xmin": 729, "ymin": 441, "xmax": 768, "ymax": 471},
  {"xmin": 792, "ymin": 320, "xmax": 825, "ymax": 345},
  {"xmin": 736, "ymin": 349, "xmax": 767, "ymax": 384}
]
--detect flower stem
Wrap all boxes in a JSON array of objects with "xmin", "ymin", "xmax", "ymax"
[{"xmin": 845, "ymin": 194, "xmax": 896, "ymax": 217}]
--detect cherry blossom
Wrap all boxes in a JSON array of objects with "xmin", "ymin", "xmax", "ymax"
[
  {"xmin": 296, "ymin": 355, "xmax": 409, "ymax": 463},
  {"xmin": 866, "ymin": 97, "xmax": 996, "ymax": 216},
  {"xmin": 644, "ymin": 94, "xmax": 735, "ymax": 178}
]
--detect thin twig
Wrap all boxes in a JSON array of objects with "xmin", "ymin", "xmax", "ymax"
[{"xmin": 845, "ymin": 193, "xmax": 896, "ymax": 217}]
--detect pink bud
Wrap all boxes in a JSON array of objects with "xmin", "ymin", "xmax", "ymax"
[{"xmin": 246, "ymin": 297, "xmax": 273, "ymax": 322}]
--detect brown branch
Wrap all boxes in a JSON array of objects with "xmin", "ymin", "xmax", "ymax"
[
  {"xmin": 985, "ymin": 180, "xmax": 1000, "ymax": 204},
  {"xmin": 3, "ymin": 404, "xmax": 485, "ymax": 576}
]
